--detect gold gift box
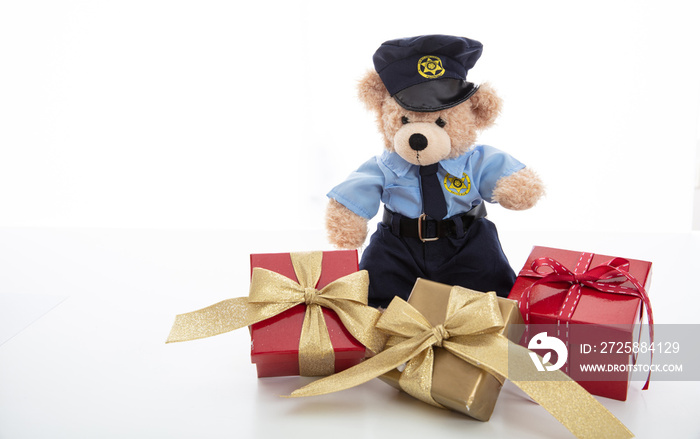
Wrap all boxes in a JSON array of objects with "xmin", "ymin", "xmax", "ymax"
[{"xmin": 379, "ymin": 278, "xmax": 523, "ymax": 421}]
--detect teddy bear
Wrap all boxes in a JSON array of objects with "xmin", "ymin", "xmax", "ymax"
[{"xmin": 326, "ymin": 35, "xmax": 544, "ymax": 309}]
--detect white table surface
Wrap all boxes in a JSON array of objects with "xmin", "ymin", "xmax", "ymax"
[{"xmin": 1, "ymin": 227, "xmax": 698, "ymax": 438}]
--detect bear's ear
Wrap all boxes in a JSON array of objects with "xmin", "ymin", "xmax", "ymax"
[
  {"xmin": 357, "ymin": 70, "xmax": 389, "ymax": 113},
  {"xmin": 469, "ymin": 83, "xmax": 502, "ymax": 129}
]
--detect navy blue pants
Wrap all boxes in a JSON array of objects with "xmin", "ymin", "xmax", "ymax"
[{"xmin": 359, "ymin": 217, "xmax": 516, "ymax": 309}]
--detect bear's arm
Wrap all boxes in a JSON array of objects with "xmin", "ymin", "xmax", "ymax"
[
  {"xmin": 471, "ymin": 145, "xmax": 544, "ymax": 210},
  {"xmin": 492, "ymin": 167, "xmax": 545, "ymax": 210},
  {"xmin": 326, "ymin": 200, "xmax": 370, "ymax": 249},
  {"xmin": 326, "ymin": 156, "xmax": 384, "ymax": 220},
  {"xmin": 326, "ymin": 157, "xmax": 385, "ymax": 249}
]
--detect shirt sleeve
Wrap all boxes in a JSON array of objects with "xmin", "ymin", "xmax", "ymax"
[
  {"xmin": 326, "ymin": 156, "xmax": 385, "ymax": 220},
  {"xmin": 471, "ymin": 145, "xmax": 526, "ymax": 203}
]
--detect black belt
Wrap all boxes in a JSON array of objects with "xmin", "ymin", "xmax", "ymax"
[{"xmin": 382, "ymin": 203, "xmax": 487, "ymax": 242}]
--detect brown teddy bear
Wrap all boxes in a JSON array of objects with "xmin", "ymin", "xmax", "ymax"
[{"xmin": 326, "ymin": 35, "xmax": 544, "ymax": 308}]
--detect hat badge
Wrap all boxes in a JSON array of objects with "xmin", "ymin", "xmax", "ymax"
[{"xmin": 417, "ymin": 55, "xmax": 445, "ymax": 79}]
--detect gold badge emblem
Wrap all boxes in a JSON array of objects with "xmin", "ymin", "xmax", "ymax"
[
  {"xmin": 443, "ymin": 172, "xmax": 471, "ymax": 196},
  {"xmin": 417, "ymin": 55, "xmax": 445, "ymax": 79}
]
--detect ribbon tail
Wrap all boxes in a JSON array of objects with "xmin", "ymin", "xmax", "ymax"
[
  {"xmin": 445, "ymin": 337, "xmax": 633, "ymax": 439},
  {"xmin": 508, "ymin": 344, "xmax": 634, "ymax": 439},
  {"xmin": 166, "ymin": 298, "xmax": 293, "ymax": 343},
  {"xmin": 641, "ymin": 303, "xmax": 654, "ymax": 390},
  {"xmin": 289, "ymin": 332, "xmax": 435, "ymax": 398},
  {"xmin": 592, "ymin": 266, "xmax": 655, "ymax": 391}
]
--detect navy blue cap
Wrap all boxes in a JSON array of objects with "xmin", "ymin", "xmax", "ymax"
[{"xmin": 372, "ymin": 35, "xmax": 483, "ymax": 112}]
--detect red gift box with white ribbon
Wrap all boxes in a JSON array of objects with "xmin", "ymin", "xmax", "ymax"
[{"xmin": 508, "ymin": 246, "xmax": 653, "ymax": 401}]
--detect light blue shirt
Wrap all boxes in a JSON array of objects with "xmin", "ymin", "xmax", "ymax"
[{"xmin": 327, "ymin": 145, "xmax": 525, "ymax": 220}]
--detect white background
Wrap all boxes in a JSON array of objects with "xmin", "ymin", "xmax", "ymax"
[{"xmin": 1, "ymin": 0, "xmax": 699, "ymax": 232}]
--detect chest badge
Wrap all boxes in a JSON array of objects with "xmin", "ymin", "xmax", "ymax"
[{"xmin": 443, "ymin": 172, "xmax": 471, "ymax": 196}]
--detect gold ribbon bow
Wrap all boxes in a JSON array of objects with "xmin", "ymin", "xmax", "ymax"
[
  {"xmin": 290, "ymin": 286, "xmax": 633, "ymax": 439},
  {"xmin": 166, "ymin": 252, "xmax": 385, "ymax": 376}
]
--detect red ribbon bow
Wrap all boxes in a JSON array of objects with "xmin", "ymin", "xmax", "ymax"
[{"xmin": 518, "ymin": 253, "xmax": 654, "ymax": 389}]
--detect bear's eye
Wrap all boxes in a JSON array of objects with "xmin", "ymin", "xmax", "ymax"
[
  {"xmin": 435, "ymin": 117, "xmax": 446, "ymax": 128},
  {"xmin": 401, "ymin": 116, "xmax": 410, "ymax": 125}
]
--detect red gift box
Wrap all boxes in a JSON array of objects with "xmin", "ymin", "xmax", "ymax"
[
  {"xmin": 508, "ymin": 246, "xmax": 653, "ymax": 400},
  {"xmin": 249, "ymin": 250, "xmax": 366, "ymax": 378}
]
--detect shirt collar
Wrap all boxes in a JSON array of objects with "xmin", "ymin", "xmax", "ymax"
[
  {"xmin": 379, "ymin": 151, "xmax": 413, "ymax": 177},
  {"xmin": 380, "ymin": 149, "xmax": 473, "ymax": 178}
]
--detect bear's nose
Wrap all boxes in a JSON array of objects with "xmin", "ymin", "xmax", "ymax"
[{"xmin": 409, "ymin": 133, "xmax": 428, "ymax": 151}]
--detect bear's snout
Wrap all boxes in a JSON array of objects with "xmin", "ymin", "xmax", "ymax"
[
  {"xmin": 393, "ymin": 122, "xmax": 452, "ymax": 166},
  {"xmin": 409, "ymin": 133, "xmax": 428, "ymax": 151}
]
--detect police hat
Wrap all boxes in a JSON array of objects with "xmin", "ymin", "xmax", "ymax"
[{"xmin": 372, "ymin": 35, "xmax": 483, "ymax": 112}]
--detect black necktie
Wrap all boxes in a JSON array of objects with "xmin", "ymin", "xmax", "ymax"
[{"xmin": 419, "ymin": 164, "xmax": 447, "ymax": 220}]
